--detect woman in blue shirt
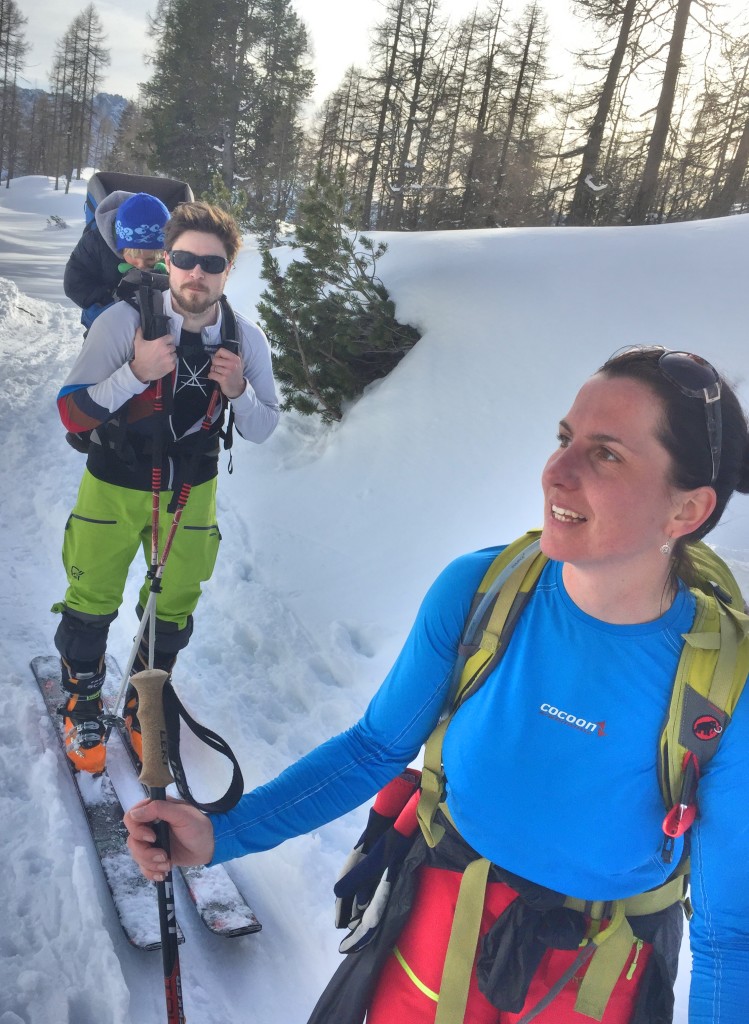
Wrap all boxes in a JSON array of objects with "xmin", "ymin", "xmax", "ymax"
[{"xmin": 125, "ymin": 346, "xmax": 749, "ymax": 1024}]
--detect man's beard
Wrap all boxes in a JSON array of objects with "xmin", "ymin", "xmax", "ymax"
[{"xmin": 171, "ymin": 281, "xmax": 217, "ymax": 316}]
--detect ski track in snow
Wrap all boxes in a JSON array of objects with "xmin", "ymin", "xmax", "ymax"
[{"xmin": 2, "ymin": 174, "xmax": 749, "ymax": 1022}]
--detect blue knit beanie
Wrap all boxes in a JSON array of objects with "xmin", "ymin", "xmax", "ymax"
[{"xmin": 115, "ymin": 193, "xmax": 170, "ymax": 250}]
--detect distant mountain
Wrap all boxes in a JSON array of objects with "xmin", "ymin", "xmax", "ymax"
[
  {"xmin": 93, "ymin": 93, "xmax": 129, "ymax": 130},
  {"xmin": 89, "ymin": 93, "xmax": 130, "ymax": 164}
]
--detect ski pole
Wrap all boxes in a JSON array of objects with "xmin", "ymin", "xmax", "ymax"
[
  {"xmin": 140, "ymin": 276, "xmax": 170, "ymax": 672},
  {"xmin": 108, "ymin": 380, "xmax": 223, "ymax": 722},
  {"xmin": 104, "ymin": 581, "xmax": 157, "ymax": 737},
  {"xmin": 148, "ymin": 375, "xmax": 165, "ymax": 671},
  {"xmin": 134, "ymin": 381, "xmax": 224, "ymax": 641},
  {"xmin": 107, "ymin": 382, "xmax": 167, "ymax": 724},
  {"xmin": 106, "ymin": 468, "xmax": 192, "ymax": 725},
  {"xmin": 131, "ymin": 667, "xmax": 186, "ymax": 1024}
]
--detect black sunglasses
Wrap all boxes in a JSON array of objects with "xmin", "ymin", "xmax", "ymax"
[
  {"xmin": 169, "ymin": 250, "xmax": 230, "ymax": 274},
  {"xmin": 657, "ymin": 351, "xmax": 722, "ymax": 487},
  {"xmin": 607, "ymin": 346, "xmax": 723, "ymax": 487}
]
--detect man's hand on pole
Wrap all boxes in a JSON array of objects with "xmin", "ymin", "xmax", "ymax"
[
  {"xmin": 130, "ymin": 326, "xmax": 177, "ymax": 383},
  {"xmin": 209, "ymin": 347, "xmax": 245, "ymax": 399}
]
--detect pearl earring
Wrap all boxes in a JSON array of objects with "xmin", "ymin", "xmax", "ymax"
[{"xmin": 660, "ymin": 541, "xmax": 671, "ymax": 556}]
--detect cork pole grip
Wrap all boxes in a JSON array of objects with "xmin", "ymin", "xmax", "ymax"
[{"xmin": 130, "ymin": 669, "xmax": 175, "ymax": 790}]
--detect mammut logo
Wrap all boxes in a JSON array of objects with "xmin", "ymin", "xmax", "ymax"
[
  {"xmin": 693, "ymin": 715, "xmax": 723, "ymax": 741},
  {"xmin": 540, "ymin": 703, "xmax": 606, "ymax": 737},
  {"xmin": 71, "ymin": 565, "xmax": 84, "ymax": 580}
]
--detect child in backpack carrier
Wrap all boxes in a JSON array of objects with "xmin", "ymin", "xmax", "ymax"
[
  {"xmin": 63, "ymin": 190, "xmax": 170, "ymax": 332},
  {"xmin": 63, "ymin": 191, "xmax": 171, "ymax": 453}
]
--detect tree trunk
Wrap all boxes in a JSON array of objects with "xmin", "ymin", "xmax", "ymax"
[
  {"xmin": 388, "ymin": 0, "xmax": 436, "ymax": 229},
  {"xmin": 461, "ymin": 5, "xmax": 502, "ymax": 219},
  {"xmin": 628, "ymin": 0, "xmax": 692, "ymax": 225},
  {"xmin": 494, "ymin": 3, "xmax": 538, "ymax": 213},
  {"xmin": 362, "ymin": 0, "xmax": 407, "ymax": 229},
  {"xmin": 567, "ymin": 0, "xmax": 638, "ymax": 225},
  {"xmin": 495, "ymin": 6, "xmax": 536, "ymax": 189},
  {"xmin": 440, "ymin": 15, "xmax": 476, "ymax": 193},
  {"xmin": 704, "ymin": 115, "xmax": 749, "ymax": 218}
]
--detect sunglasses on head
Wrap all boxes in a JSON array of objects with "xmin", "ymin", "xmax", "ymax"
[
  {"xmin": 609, "ymin": 346, "xmax": 722, "ymax": 487},
  {"xmin": 657, "ymin": 350, "xmax": 722, "ymax": 487},
  {"xmin": 169, "ymin": 250, "xmax": 230, "ymax": 274}
]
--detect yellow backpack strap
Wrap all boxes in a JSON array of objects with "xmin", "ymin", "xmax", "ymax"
[
  {"xmin": 417, "ymin": 532, "xmax": 547, "ymax": 847},
  {"xmin": 686, "ymin": 540, "xmax": 746, "ymax": 607},
  {"xmin": 659, "ymin": 545, "xmax": 749, "ymax": 863},
  {"xmin": 431, "ymin": 871, "xmax": 689, "ymax": 1024},
  {"xmin": 447, "ymin": 531, "xmax": 545, "ymax": 706},
  {"xmin": 573, "ymin": 901, "xmax": 633, "ymax": 1022},
  {"xmin": 433, "ymin": 856, "xmax": 492, "ymax": 1024},
  {"xmin": 454, "ymin": 534, "xmax": 548, "ymax": 710},
  {"xmin": 561, "ymin": 875, "xmax": 688, "ymax": 1021}
]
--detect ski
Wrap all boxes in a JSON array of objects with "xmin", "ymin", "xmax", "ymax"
[
  {"xmin": 102, "ymin": 656, "xmax": 261, "ymax": 939},
  {"xmin": 31, "ymin": 654, "xmax": 181, "ymax": 951}
]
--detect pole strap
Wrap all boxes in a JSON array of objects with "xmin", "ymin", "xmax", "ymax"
[{"xmin": 161, "ymin": 678, "xmax": 244, "ymax": 814}]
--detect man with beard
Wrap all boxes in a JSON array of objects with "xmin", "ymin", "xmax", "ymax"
[{"xmin": 53, "ymin": 201, "xmax": 279, "ymax": 774}]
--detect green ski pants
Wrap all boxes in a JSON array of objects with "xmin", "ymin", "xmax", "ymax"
[{"xmin": 58, "ymin": 469, "xmax": 221, "ymax": 632}]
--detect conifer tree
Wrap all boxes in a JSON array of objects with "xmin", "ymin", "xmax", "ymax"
[
  {"xmin": 49, "ymin": 4, "xmax": 109, "ymax": 190},
  {"xmin": 257, "ymin": 170, "xmax": 421, "ymax": 421},
  {"xmin": 201, "ymin": 171, "xmax": 250, "ymax": 227},
  {"xmin": 142, "ymin": 0, "xmax": 312, "ymax": 222},
  {"xmin": 0, "ymin": 0, "xmax": 29, "ymax": 184}
]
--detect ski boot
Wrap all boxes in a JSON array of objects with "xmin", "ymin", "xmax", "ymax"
[
  {"xmin": 125, "ymin": 648, "xmax": 177, "ymax": 763},
  {"xmin": 59, "ymin": 657, "xmax": 107, "ymax": 774}
]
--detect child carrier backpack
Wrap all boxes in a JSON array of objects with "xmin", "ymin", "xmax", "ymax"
[{"xmin": 83, "ymin": 171, "xmax": 193, "ymax": 229}]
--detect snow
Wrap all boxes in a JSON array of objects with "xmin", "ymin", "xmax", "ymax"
[{"xmin": 1, "ymin": 173, "xmax": 747, "ymax": 1023}]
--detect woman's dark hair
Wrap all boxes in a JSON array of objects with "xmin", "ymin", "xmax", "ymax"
[{"xmin": 598, "ymin": 346, "xmax": 749, "ymax": 544}]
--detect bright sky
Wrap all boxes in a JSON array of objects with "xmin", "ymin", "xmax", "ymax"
[
  {"xmin": 18, "ymin": 0, "xmax": 749, "ymax": 107},
  {"xmin": 19, "ymin": 0, "xmax": 580, "ymax": 104}
]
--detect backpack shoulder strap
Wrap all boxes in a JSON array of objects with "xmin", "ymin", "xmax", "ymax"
[
  {"xmin": 219, "ymin": 294, "xmax": 238, "ymax": 349},
  {"xmin": 417, "ymin": 531, "xmax": 548, "ymax": 847},
  {"xmin": 217, "ymin": 295, "xmax": 239, "ymax": 462},
  {"xmin": 686, "ymin": 539, "xmax": 747, "ymax": 608},
  {"xmin": 659, "ymin": 543, "xmax": 749, "ymax": 862},
  {"xmin": 450, "ymin": 531, "xmax": 547, "ymax": 709}
]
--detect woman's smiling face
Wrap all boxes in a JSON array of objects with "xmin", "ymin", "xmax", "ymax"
[{"xmin": 540, "ymin": 374, "xmax": 683, "ymax": 577}]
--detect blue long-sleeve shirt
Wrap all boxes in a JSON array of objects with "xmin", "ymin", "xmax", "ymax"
[{"xmin": 210, "ymin": 550, "xmax": 749, "ymax": 1022}]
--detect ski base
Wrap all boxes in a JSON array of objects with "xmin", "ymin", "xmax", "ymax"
[{"xmin": 31, "ymin": 654, "xmax": 179, "ymax": 951}]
